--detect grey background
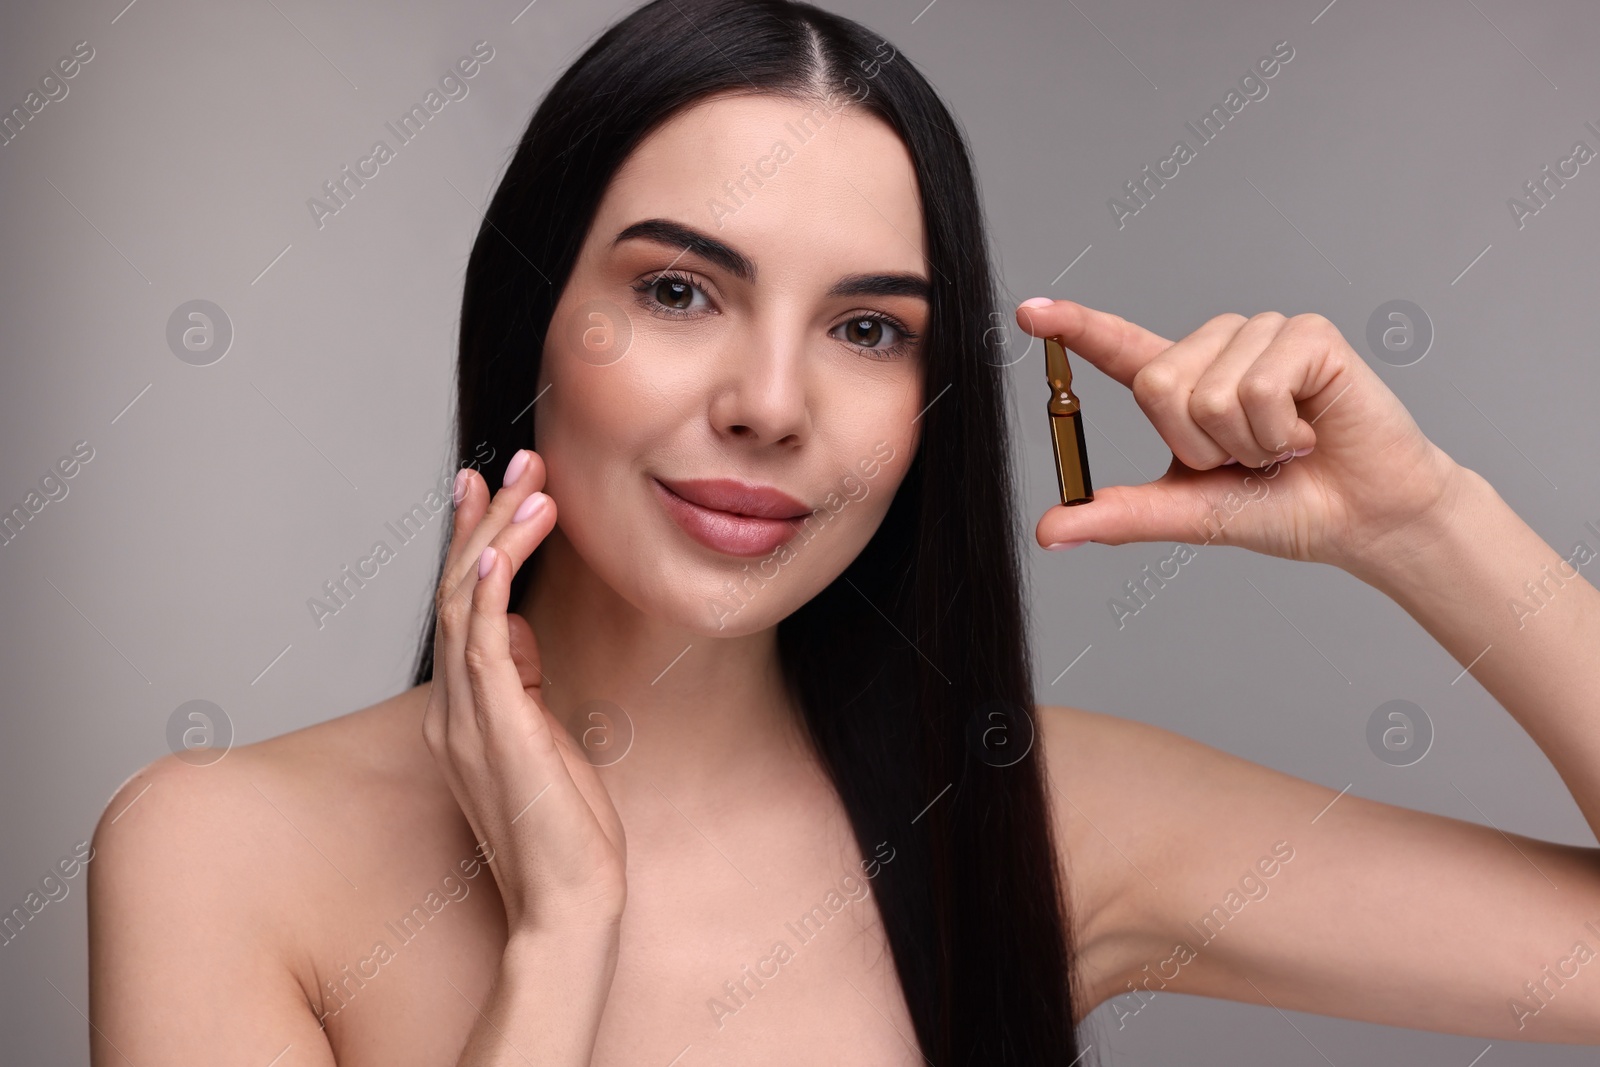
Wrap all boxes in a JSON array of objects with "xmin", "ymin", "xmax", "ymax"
[{"xmin": 2, "ymin": 0, "xmax": 1596, "ymax": 1063}]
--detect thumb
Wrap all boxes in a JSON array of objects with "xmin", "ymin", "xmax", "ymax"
[
  {"xmin": 506, "ymin": 610, "xmax": 546, "ymax": 692},
  {"xmin": 1036, "ymin": 459, "xmax": 1277, "ymax": 548}
]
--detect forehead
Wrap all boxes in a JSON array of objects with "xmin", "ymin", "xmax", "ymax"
[{"xmin": 594, "ymin": 91, "xmax": 927, "ymax": 279}]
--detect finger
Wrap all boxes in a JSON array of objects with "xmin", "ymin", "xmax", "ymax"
[
  {"xmin": 467, "ymin": 548, "xmax": 609, "ymax": 866},
  {"xmin": 436, "ymin": 450, "xmax": 547, "ymax": 741},
  {"xmin": 484, "ymin": 490, "xmax": 557, "ymax": 588},
  {"xmin": 1232, "ymin": 316, "xmax": 1347, "ymax": 464},
  {"xmin": 444, "ymin": 449, "xmax": 548, "ymax": 595},
  {"xmin": 447, "ymin": 464, "xmax": 491, "ymax": 566},
  {"xmin": 429, "ymin": 463, "xmax": 489, "ymax": 730},
  {"xmin": 1186, "ymin": 313, "xmax": 1308, "ymax": 468},
  {"xmin": 1014, "ymin": 298, "xmax": 1175, "ymax": 388},
  {"xmin": 1127, "ymin": 313, "xmax": 1254, "ymax": 469},
  {"xmin": 464, "ymin": 546, "xmax": 554, "ymax": 762},
  {"xmin": 459, "ymin": 548, "xmax": 582, "ymax": 870},
  {"xmin": 476, "ymin": 487, "xmax": 556, "ymax": 686},
  {"xmin": 1035, "ymin": 459, "xmax": 1290, "ymax": 549}
]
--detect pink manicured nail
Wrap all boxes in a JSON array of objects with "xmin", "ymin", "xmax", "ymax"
[
  {"xmin": 1020, "ymin": 297, "xmax": 1053, "ymax": 309},
  {"xmin": 453, "ymin": 468, "xmax": 470, "ymax": 505},
  {"xmin": 1291, "ymin": 447, "xmax": 1314, "ymax": 457},
  {"xmin": 503, "ymin": 449, "xmax": 531, "ymax": 488},
  {"xmin": 1223, "ymin": 457, "xmax": 1240, "ymax": 465},
  {"xmin": 478, "ymin": 546, "xmax": 496, "ymax": 578},
  {"xmin": 512, "ymin": 492, "xmax": 548, "ymax": 523},
  {"xmin": 1046, "ymin": 539, "xmax": 1089, "ymax": 550}
]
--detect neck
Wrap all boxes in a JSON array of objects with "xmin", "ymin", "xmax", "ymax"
[{"xmin": 514, "ymin": 525, "xmax": 814, "ymax": 802}]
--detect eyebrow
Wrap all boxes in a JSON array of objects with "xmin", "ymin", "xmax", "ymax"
[
  {"xmin": 611, "ymin": 217, "xmax": 930, "ymax": 302},
  {"xmin": 827, "ymin": 272, "xmax": 930, "ymax": 301}
]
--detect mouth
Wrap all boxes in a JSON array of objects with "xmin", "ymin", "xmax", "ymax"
[{"xmin": 651, "ymin": 476, "xmax": 813, "ymax": 558}]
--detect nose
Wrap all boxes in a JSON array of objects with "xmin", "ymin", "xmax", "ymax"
[{"xmin": 707, "ymin": 323, "xmax": 811, "ymax": 448}]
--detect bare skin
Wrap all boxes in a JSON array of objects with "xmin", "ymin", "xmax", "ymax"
[{"xmin": 88, "ymin": 90, "xmax": 1600, "ymax": 1065}]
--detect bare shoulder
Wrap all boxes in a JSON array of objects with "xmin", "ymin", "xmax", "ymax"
[
  {"xmin": 88, "ymin": 684, "xmax": 445, "ymax": 1064},
  {"xmin": 92, "ymin": 685, "xmax": 435, "ymax": 883}
]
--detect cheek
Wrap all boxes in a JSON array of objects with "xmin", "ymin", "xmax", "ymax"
[
  {"xmin": 535, "ymin": 359, "xmax": 653, "ymax": 529},
  {"xmin": 538, "ymin": 374, "xmax": 620, "ymax": 461}
]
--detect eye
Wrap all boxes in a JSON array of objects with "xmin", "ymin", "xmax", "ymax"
[
  {"xmin": 832, "ymin": 312, "xmax": 920, "ymax": 360},
  {"xmin": 631, "ymin": 270, "xmax": 712, "ymax": 318}
]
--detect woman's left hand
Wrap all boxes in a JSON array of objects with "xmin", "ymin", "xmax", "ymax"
[{"xmin": 1015, "ymin": 299, "xmax": 1466, "ymax": 574}]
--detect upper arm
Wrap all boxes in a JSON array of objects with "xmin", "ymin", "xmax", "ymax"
[
  {"xmin": 89, "ymin": 753, "xmax": 338, "ymax": 1067},
  {"xmin": 1038, "ymin": 704, "xmax": 1600, "ymax": 1041}
]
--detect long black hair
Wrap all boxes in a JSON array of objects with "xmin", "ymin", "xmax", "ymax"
[{"xmin": 410, "ymin": 1, "xmax": 1088, "ymax": 1060}]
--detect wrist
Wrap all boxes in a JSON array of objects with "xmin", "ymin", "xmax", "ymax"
[
  {"xmin": 505, "ymin": 915, "xmax": 622, "ymax": 956},
  {"xmin": 1345, "ymin": 456, "xmax": 1495, "ymax": 595},
  {"xmin": 503, "ymin": 884, "xmax": 627, "ymax": 945},
  {"xmin": 502, "ymin": 918, "xmax": 622, "ymax": 981}
]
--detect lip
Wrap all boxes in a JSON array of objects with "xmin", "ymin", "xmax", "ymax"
[{"xmin": 652, "ymin": 477, "xmax": 812, "ymax": 557}]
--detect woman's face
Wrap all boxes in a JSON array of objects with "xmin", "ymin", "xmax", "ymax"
[{"xmin": 534, "ymin": 89, "xmax": 928, "ymax": 637}]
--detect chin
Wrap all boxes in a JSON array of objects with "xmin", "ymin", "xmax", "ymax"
[{"xmin": 619, "ymin": 545, "xmax": 823, "ymax": 637}]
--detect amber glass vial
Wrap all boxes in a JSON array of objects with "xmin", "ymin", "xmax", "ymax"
[{"xmin": 1045, "ymin": 336, "xmax": 1093, "ymax": 506}]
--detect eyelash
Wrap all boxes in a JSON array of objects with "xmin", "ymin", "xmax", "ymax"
[{"xmin": 629, "ymin": 269, "xmax": 921, "ymax": 360}]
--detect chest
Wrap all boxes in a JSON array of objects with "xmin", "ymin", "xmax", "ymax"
[{"xmin": 312, "ymin": 813, "xmax": 923, "ymax": 1065}]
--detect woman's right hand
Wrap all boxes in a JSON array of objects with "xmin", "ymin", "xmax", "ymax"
[{"xmin": 422, "ymin": 447, "xmax": 627, "ymax": 938}]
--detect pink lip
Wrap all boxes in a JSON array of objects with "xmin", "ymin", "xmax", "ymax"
[{"xmin": 652, "ymin": 477, "xmax": 812, "ymax": 557}]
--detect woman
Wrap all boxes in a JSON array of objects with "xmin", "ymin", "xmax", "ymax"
[{"xmin": 88, "ymin": 0, "xmax": 1600, "ymax": 1063}]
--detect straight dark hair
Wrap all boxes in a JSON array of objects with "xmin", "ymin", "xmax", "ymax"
[{"xmin": 410, "ymin": 0, "xmax": 1088, "ymax": 1059}]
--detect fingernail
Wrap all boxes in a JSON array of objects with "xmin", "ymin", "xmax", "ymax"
[
  {"xmin": 512, "ymin": 491, "xmax": 548, "ymax": 523},
  {"xmin": 1223, "ymin": 457, "xmax": 1239, "ymax": 465},
  {"xmin": 1046, "ymin": 539, "xmax": 1089, "ymax": 550},
  {"xmin": 478, "ymin": 546, "xmax": 497, "ymax": 578},
  {"xmin": 1020, "ymin": 297, "xmax": 1053, "ymax": 309},
  {"xmin": 1291, "ymin": 447, "xmax": 1313, "ymax": 457},
  {"xmin": 453, "ymin": 468, "xmax": 470, "ymax": 505},
  {"xmin": 503, "ymin": 449, "xmax": 531, "ymax": 487}
]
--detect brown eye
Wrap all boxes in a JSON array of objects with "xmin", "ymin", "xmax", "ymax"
[
  {"xmin": 631, "ymin": 271, "xmax": 712, "ymax": 319},
  {"xmin": 842, "ymin": 317, "xmax": 884, "ymax": 347},
  {"xmin": 830, "ymin": 313, "xmax": 919, "ymax": 359},
  {"xmin": 654, "ymin": 276, "xmax": 694, "ymax": 309},
  {"xmin": 835, "ymin": 315, "xmax": 914, "ymax": 352}
]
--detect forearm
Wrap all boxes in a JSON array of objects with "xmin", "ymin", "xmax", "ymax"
[
  {"xmin": 1351, "ymin": 461, "xmax": 1600, "ymax": 839},
  {"xmin": 454, "ymin": 923, "xmax": 620, "ymax": 1066}
]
